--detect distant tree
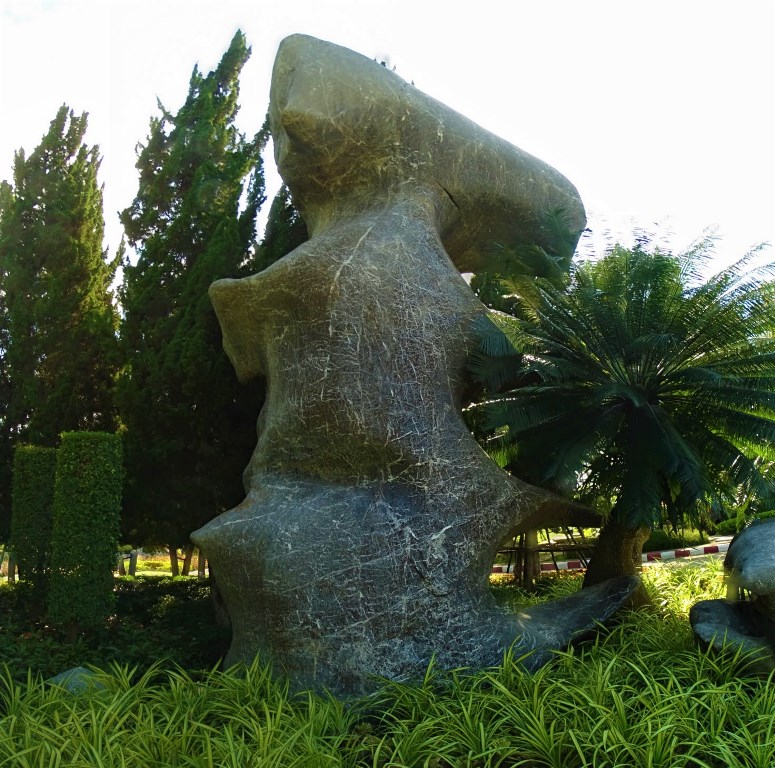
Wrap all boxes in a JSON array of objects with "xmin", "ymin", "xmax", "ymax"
[
  {"xmin": 470, "ymin": 240, "xmax": 775, "ymax": 599},
  {"xmin": 0, "ymin": 106, "xmax": 120, "ymax": 526},
  {"xmin": 0, "ymin": 182, "xmax": 13, "ymax": 539},
  {"xmin": 256, "ymin": 183, "xmax": 308, "ymax": 271},
  {"xmin": 118, "ymin": 31, "xmax": 266, "ymax": 558}
]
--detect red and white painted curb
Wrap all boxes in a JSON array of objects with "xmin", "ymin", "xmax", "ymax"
[{"xmin": 491, "ymin": 541, "xmax": 731, "ymax": 574}]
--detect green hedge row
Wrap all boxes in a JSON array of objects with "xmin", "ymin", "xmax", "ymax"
[
  {"xmin": 47, "ymin": 432, "xmax": 123, "ymax": 633},
  {"xmin": 9, "ymin": 445, "xmax": 57, "ymax": 595}
]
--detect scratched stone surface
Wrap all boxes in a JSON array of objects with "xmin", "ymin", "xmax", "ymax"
[
  {"xmin": 192, "ymin": 34, "xmax": 637, "ymax": 695},
  {"xmin": 725, "ymin": 518, "xmax": 775, "ymax": 618}
]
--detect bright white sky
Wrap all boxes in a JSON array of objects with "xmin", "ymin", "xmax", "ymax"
[{"xmin": 1, "ymin": 0, "xmax": 773, "ymax": 272}]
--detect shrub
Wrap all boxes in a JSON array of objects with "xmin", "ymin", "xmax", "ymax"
[
  {"xmin": 0, "ymin": 575, "xmax": 229, "ymax": 681},
  {"xmin": 8, "ymin": 445, "xmax": 56, "ymax": 595},
  {"xmin": 642, "ymin": 526, "xmax": 708, "ymax": 552},
  {"xmin": 715, "ymin": 518, "xmax": 739, "ymax": 535},
  {"xmin": 47, "ymin": 432, "xmax": 122, "ymax": 634}
]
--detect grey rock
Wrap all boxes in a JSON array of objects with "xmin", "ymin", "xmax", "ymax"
[
  {"xmin": 690, "ymin": 600, "xmax": 775, "ymax": 675},
  {"xmin": 725, "ymin": 518, "xmax": 775, "ymax": 618},
  {"xmin": 192, "ymin": 34, "xmax": 629, "ymax": 696},
  {"xmin": 689, "ymin": 519, "xmax": 775, "ymax": 675},
  {"xmin": 47, "ymin": 666, "xmax": 106, "ymax": 695}
]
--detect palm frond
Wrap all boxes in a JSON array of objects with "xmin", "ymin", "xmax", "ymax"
[{"xmin": 466, "ymin": 236, "xmax": 775, "ymax": 531}]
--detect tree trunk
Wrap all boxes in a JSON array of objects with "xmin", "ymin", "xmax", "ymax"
[
  {"xmin": 522, "ymin": 529, "xmax": 540, "ymax": 587},
  {"xmin": 181, "ymin": 544, "xmax": 194, "ymax": 576},
  {"xmin": 583, "ymin": 518, "xmax": 651, "ymax": 607},
  {"xmin": 168, "ymin": 546, "xmax": 180, "ymax": 577}
]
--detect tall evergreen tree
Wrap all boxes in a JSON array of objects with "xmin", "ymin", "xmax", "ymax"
[
  {"xmin": 0, "ymin": 182, "xmax": 13, "ymax": 538},
  {"xmin": 0, "ymin": 106, "xmax": 120, "ymax": 536},
  {"xmin": 256, "ymin": 183, "xmax": 308, "ymax": 271},
  {"xmin": 118, "ymin": 31, "xmax": 266, "ymax": 552}
]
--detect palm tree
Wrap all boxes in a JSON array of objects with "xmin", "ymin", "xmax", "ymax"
[{"xmin": 469, "ymin": 239, "xmax": 775, "ymax": 595}]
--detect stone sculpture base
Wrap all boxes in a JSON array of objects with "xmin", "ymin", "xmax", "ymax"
[{"xmin": 196, "ymin": 473, "xmax": 637, "ymax": 693}]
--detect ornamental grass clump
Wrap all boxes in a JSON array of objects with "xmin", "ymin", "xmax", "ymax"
[{"xmin": 0, "ymin": 559, "xmax": 771, "ymax": 767}]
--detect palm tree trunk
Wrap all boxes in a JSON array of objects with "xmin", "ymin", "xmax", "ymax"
[{"xmin": 583, "ymin": 517, "xmax": 651, "ymax": 606}]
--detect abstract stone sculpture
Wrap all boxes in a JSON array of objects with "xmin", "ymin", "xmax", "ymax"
[
  {"xmin": 192, "ymin": 34, "xmax": 637, "ymax": 695},
  {"xmin": 690, "ymin": 519, "xmax": 775, "ymax": 674}
]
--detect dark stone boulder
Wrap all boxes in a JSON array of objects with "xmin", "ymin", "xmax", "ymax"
[
  {"xmin": 690, "ymin": 519, "xmax": 775, "ymax": 676},
  {"xmin": 725, "ymin": 518, "xmax": 775, "ymax": 619},
  {"xmin": 690, "ymin": 600, "xmax": 775, "ymax": 675}
]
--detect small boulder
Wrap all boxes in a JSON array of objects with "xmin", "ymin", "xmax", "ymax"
[
  {"xmin": 690, "ymin": 599, "xmax": 775, "ymax": 675},
  {"xmin": 47, "ymin": 666, "xmax": 106, "ymax": 695},
  {"xmin": 690, "ymin": 519, "xmax": 775, "ymax": 676},
  {"xmin": 725, "ymin": 518, "xmax": 775, "ymax": 619}
]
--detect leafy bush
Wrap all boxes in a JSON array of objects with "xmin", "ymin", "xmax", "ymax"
[
  {"xmin": 9, "ymin": 445, "xmax": 56, "ymax": 595},
  {"xmin": 0, "ymin": 575, "xmax": 229, "ymax": 681},
  {"xmin": 715, "ymin": 517, "xmax": 739, "ymax": 535},
  {"xmin": 47, "ymin": 432, "xmax": 122, "ymax": 634},
  {"xmin": 642, "ymin": 526, "xmax": 708, "ymax": 552},
  {"xmin": 716, "ymin": 510, "xmax": 775, "ymax": 536}
]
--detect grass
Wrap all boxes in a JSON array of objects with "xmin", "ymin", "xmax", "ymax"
[{"xmin": 0, "ymin": 559, "xmax": 772, "ymax": 767}]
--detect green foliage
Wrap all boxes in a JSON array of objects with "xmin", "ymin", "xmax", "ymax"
[
  {"xmin": 0, "ymin": 106, "xmax": 120, "ymax": 450},
  {"xmin": 9, "ymin": 445, "xmax": 56, "ymax": 594},
  {"xmin": 470, "ymin": 240, "xmax": 775, "ymax": 534},
  {"xmin": 47, "ymin": 432, "xmax": 122, "ymax": 632},
  {"xmin": 0, "ymin": 183, "xmax": 12, "ymax": 539},
  {"xmin": 0, "ymin": 576, "xmax": 227, "ymax": 681},
  {"xmin": 642, "ymin": 526, "xmax": 708, "ymax": 553},
  {"xmin": 1, "ymin": 560, "xmax": 771, "ymax": 767},
  {"xmin": 255, "ymin": 183, "xmax": 308, "ymax": 270},
  {"xmin": 714, "ymin": 517, "xmax": 739, "ymax": 535},
  {"xmin": 716, "ymin": 508, "xmax": 775, "ymax": 535},
  {"xmin": 0, "ymin": 106, "xmax": 120, "ymax": 540},
  {"xmin": 118, "ymin": 31, "xmax": 265, "ymax": 549}
]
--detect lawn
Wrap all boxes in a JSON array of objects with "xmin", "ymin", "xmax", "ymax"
[{"xmin": 1, "ymin": 560, "xmax": 772, "ymax": 767}]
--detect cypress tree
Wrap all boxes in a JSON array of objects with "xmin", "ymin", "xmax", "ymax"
[
  {"xmin": 256, "ymin": 183, "xmax": 308, "ymax": 271},
  {"xmin": 0, "ymin": 182, "xmax": 13, "ymax": 538},
  {"xmin": 0, "ymin": 107, "xmax": 120, "ymax": 533},
  {"xmin": 118, "ymin": 31, "xmax": 266, "ymax": 551}
]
